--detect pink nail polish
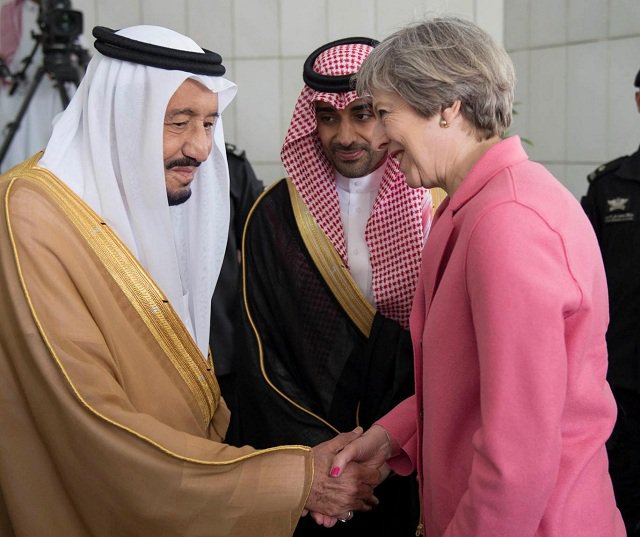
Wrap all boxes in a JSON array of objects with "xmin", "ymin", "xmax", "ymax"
[{"xmin": 330, "ymin": 467, "xmax": 340, "ymax": 477}]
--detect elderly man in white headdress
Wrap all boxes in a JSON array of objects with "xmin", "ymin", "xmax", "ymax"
[{"xmin": 0, "ymin": 25, "xmax": 381, "ymax": 537}]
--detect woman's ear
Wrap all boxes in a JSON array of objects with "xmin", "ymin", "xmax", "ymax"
[{"xmin": 441, "ymin": 100, "xmax": 462, "ymax": 124}]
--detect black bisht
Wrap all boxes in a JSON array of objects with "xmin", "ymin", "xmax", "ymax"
[{"xmin": 228, "ymin": 179, "xmax": 420, "ymax": 536}]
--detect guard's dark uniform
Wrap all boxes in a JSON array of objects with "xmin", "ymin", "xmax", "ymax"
[{"xmin": 582, "ymin": 147, "xmax": 640, "ymax": 536}]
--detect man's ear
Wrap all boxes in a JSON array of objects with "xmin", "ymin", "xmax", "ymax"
[{"xmin": 635, "ymin": 91, "xmax": 640, "ymax": 114}]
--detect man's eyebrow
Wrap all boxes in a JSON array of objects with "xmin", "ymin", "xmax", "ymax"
[
  {"xmin": 166, "ymin": 108, "xmax": 219, "ymax": 118},
  {"xmin": 350, "ymin": 103, "xmax": 372, "ymax": 112},
  {"xmin": 315, "ymin": 105, "xmax": 337, "ymax": 114}
]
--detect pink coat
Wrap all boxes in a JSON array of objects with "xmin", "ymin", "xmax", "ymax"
[{"xmin": 378, "ymin": 136, "xmax": 625, "ymax": 536}]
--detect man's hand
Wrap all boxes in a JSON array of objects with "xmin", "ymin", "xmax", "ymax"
[{"xmin": 305, "ymin": 428, "xmax": 383, "ymax": 526}]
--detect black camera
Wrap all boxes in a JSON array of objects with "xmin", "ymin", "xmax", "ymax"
[
  {"xmin": 34, "ymin": 0, "xmax": 88, "ymax": 85},
  {"xmin": 37, "ymin": 0, "xmax": 83, "ymax": 46}
]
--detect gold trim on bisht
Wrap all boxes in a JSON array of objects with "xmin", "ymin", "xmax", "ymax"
[
  {"xmin": 286, "ymin": 178, "xmax": 375, "ymax": 338},
  {"xmin": 5, "ymin": 155, "xmax": 220, "ymax": 428},
  {"xmin": 240, "ymin": 178, "xmax": 373, "ymax": 434},
  {"xmin": 430, "ymin": 187, "xmax": 448, "ymax": 212}
]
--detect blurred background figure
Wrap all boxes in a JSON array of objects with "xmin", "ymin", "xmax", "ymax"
[{"xmin": 581, "ymin": 68, "xmax": 640, "ymax": 537}]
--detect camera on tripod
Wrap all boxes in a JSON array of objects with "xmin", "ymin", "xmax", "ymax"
[
  {"xmin": 37, "ymin": 0, "xmax": 83, "ymax": 46},
  {"xmin": 36, "ymin": 0, "xmax": 86, "ymax": 85},
  {"xmin": 0, "ymin": 0, "xmax": 90, "ymax": 169}
]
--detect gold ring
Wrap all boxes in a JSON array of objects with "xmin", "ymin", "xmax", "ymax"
[{"xmin": 338, "ymin": 510, "xmax": 353, "ymax": 523}]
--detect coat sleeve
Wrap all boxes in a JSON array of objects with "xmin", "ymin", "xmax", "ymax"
[
  {"xmin": 443, "ymin": 201, "xmax": 581, "ymax": 537},
  {"xmin": 376, "ymin": 395, "xmax": 418, "ymax": 476}
]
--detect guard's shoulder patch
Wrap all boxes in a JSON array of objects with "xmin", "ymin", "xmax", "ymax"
[
  {"xmin": 225, "ymin": 142, "xmax": 247, "ymax": 160},
  {"xmin": 587, "ymin": 155, "xmax": 628, "ymax": 182}
]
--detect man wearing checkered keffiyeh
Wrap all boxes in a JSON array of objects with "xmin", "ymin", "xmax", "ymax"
[{"xmin": 229, "ymin": 38, "xmax": 430, "ymax": 536}]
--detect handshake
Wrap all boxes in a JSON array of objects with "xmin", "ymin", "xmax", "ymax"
[{"xmin": 303, "ymin": 425, "xmax": 394, "ymax": 528}]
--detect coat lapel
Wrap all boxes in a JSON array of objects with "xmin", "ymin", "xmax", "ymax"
[{"xmin": 421, "ymin": 201, "xmax": 455, "ymax": 316}]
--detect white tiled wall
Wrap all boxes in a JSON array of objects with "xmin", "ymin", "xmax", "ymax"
[
  {"xmin": 5, "ymin": 0, "xmax": 638, "ymax": 195},
  {"xmin": 6, "ymin": 0, "xmax": 637, "ymax": 197},
  {"xmin": 505, "ymin": 0, "xmax": 640, "ymax": 199},
  {"xmin": 566, "ymin": 42, "xmax": 608, "ymax": 164},
  {"xmin": 62, "ymin": 0, "xmax": 503, "ymax": 185},
  {"xmin": 527, "ymin": 47, "xmax": 567, "ymax": 163}
]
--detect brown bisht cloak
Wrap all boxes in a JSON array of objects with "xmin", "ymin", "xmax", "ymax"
[{"xmin": 0, "ymin": 155, "xmax": 312, "ymax": 537}]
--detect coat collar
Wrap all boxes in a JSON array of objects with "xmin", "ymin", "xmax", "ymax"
[
  {"xmin": 448, "ymin": 136, "xmax": 528, "ymax": 214},
  {"xmin": 416, "ymin": 136, "xmax": 528, "ymax": 316}
]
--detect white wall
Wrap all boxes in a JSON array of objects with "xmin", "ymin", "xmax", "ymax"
[
  {"xmin": 6, "ymin": 1, "xmax": 638, "ymax": 197},
  {"xmin": 505, "ymin": 0, "xmax": 640, "ymax": 199},
  {"xmin": 67, "ymin": 0, "xmax": 504, "ymax": 185}
]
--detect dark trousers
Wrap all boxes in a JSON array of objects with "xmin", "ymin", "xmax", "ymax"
[{"xmin": 607, "ymin": 387, "xmax": 640, "ymax": 536}]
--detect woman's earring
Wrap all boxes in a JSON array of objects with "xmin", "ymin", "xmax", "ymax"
[{"xmin": 439, "ymin": 118, "xmax": 449, "ymax": 128}]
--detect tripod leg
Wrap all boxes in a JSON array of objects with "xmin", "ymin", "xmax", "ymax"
[
  {"xmin": 55, "ymin": 79, "xmax": 71, "ymax": 109},
  {"xmin": 0, "ymin": 66, "xmax": 46, "ymax": 169}
]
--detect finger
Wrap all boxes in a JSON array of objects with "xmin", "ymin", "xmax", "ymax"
[
  {"xmin": 309, "ymin": 511, "xmax": 323, "ymax": 525},
  {"xmin": 361, "ymin": 462, "xmax": 382, "ymax": 486},
  {"xmin": 351, "ymin": 498, "xmax": 377, "ymax": 512},
  {"xmin": 331, "ymin": 426, "xmax": 390, "ymax": 477},
  {"xmin": 330, "ymin": 440, "xmax": 361, "ymax": 477},
  {"xmin": 310, "ymin": 511, "xmax": 337, "ymax": 527},
  {"xmin": 356, "ymin": 491, "xmax": 380, "ymax": 510},
  {"xmin": 341, "ymin": 462, "xmax": 381, "ymax": 488},
  {"xmin": 326, "ymin": 428, "xmax": 363, "ymax": 454}
]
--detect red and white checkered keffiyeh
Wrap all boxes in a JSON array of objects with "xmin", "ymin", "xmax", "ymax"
[
  {"xmin": 281, "ymin": 42, "xmax": 431, "ymax": 329},
  {"xmin": 0, "ymin": 0, "xmax": 23, "ymax": 66}
]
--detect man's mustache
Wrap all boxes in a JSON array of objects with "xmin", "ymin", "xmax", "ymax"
[
  {"xmin": 331, "ymin": 143, "xmax": 369, "ymax": 152},
  {"xmin": 166, "ymin": 157, "xmax": 201, "ymax": 169}
]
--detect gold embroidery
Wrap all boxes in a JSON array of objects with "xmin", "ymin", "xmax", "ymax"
[
  {"xmin": 286, "ymin": 178, "xmax": 375, "ymax": 337},
  {"xmin": 5, "ymin": 157, "xmax": 218, "ymax": 427},
  {"xmin": 430, "ymin": 187, "xmax": 448, "ymax": 212},
  {"xmin": 3, "ymin": 157, "xmax": 311, "ymax": 466},
  {"xmin": 241, "ymin": 178, "xmax": 374, "ymax": 434}
]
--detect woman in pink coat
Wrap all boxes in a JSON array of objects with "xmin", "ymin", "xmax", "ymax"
[{"xmin": 329, "ymin": 16, "xmax": 625, "ymax": 537}]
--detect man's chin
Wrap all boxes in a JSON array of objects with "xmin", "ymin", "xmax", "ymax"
[
  {"xmin": 167, "ymin": 189, "xmax": 192, "ymax": 206},
  {"xmin": 334, "ymin": 160, "xmax": 373, "ymax": 178}
]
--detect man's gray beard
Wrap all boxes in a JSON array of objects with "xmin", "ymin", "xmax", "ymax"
[{"xmin": 167, "ymin": 189, "xmax": 192, "ymax": 206}]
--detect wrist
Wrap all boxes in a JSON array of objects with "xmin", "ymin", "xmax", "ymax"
[
  {"xmin": 372, "ymin": 424, "xmax": 397, "ymax": 458},
  {"xmin": 383, "ymin": 429, "xmax": 394, "ymax": 457}
]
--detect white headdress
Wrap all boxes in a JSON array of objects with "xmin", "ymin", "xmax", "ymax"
[{"xmin": 40, "ymin": 25, "xmax": 237, "ymax": 357}]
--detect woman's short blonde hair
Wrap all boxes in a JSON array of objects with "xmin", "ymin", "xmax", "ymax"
[{"xmin": 356, "ymin": 16, "xmax": 516, "ymax": 139}]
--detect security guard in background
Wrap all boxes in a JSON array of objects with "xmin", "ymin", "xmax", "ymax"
[
  {"xmin": 210, "ymin": 143, "xmax": 264, "ymax": 417},
  {"xmin": 581, "ymin": 69, "xmax": 640, "ymax": 537}
]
